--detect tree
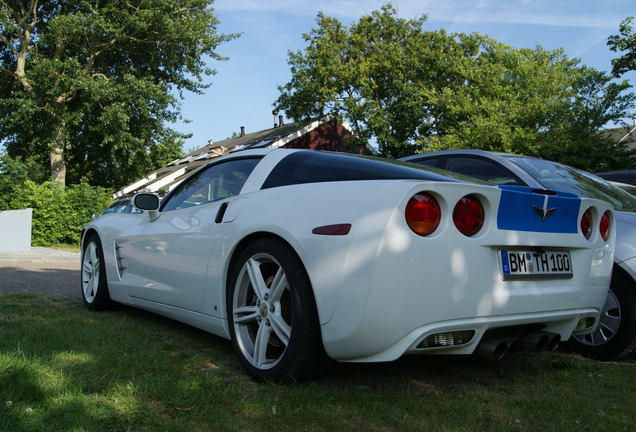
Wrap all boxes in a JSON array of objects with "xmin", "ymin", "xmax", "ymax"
[
  {"xmin": 0, "ymin": 0, "xmax": 238, "ymax": 187},
  {"xmin": 276, "ymin": 4, "xmax": 636, "ymax": 170},
  {"xmin": 425, "ymin": 44, "xmax": 636, "ymax": 171},
  {"xmin": 608, "ymin": 17, "xmax": 636, "ymax": 78},
  {"xmin": 276, "ymin": 5, "xmax": 479, "ymax": 158}
]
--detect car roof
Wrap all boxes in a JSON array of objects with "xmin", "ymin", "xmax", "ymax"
[
  {"xmin": 594, "ymin": 169, "xmax": 636, "ymax": 186},
  {"xmin": 399, "ymin": 149, "xmax": 545, "ymax": 188}
]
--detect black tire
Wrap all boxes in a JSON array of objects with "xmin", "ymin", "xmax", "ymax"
[
  {"xmin": 571, "ymin": 268, "xmax": 636, "ymax": 360},
  {"xmin": 227, "ymin": 237, "xmax": 326, "ymax": 381},
  {"xmin": 81, "ymin": 234, "xmax": 113, "ymax": 311}
]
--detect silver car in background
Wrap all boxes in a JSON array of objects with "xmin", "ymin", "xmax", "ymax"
[{"xmin": 402, "ymin": 149, "xmax": 636, "ymax": 360}]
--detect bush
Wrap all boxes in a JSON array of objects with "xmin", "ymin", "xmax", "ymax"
[
  {"xmin": 8, "ymin": 180, "xmax": 113, "ymax": 246},
  {"xmin": 0, "ymin": 153, "xmax": 28, "ymax": 210}
]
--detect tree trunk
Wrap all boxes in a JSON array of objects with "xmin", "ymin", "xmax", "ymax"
[{"xmin": 50, "ymin": 113, "xmax": 67, "ymax": 185}]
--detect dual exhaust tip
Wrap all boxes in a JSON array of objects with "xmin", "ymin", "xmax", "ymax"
[{"xmin": 477, "ymin": 331, "xmax": 561, "ymax": 361}]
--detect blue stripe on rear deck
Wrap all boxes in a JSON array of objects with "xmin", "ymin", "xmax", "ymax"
[{"xmin": 497, "ymin": 186, "xmax": 580, "ymax": 233}]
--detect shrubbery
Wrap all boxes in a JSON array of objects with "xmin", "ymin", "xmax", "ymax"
[
  {"xmin": 1, "ymin": 153, "xmax": 113, "ymax": 246},
  {"xmin": 7, "ymin": 181, "xmax": 113, "ymax": 245}
]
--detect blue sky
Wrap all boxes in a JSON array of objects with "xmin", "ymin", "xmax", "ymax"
[{"xmin": 174, "ymin": 0, "xmax": 636, "ymax": 151}]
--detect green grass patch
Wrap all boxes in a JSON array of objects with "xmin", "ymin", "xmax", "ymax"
[
  {"xmin": 46, "ymin": 243, "xmax": 81, "ymax": 253},
  {"xmin": 1, "ymin": 294, "xmax": 635, "ymax": 431}
]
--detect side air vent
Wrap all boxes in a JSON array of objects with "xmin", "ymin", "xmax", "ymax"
[{"xmin": 115, "ymin": 242, "xmax": 127, "ymax": 279}]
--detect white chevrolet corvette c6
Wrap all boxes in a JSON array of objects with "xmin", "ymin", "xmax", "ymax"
[{"xmin": 81, "ymin": 149, "xmax": 615, "ymax": 381}]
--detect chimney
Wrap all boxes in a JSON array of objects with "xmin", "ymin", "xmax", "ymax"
[
  {"xmin": 240, "ymin": 126, "xmax": 245, "ymax": 137},
  {"xmin": 272, "ymin": 110, "xmax": 279, "ymax": 128},
  {"xmin": 278, "ymin": 115, "xmax": 284, "ymax": 127}
]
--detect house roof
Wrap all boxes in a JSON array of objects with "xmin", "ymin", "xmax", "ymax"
[
  {"xmin": 601, "ymin": 125, "xmax": 636, "ymax": 148},
  {"xmin": 113, "ymin": 117, "xmax": 357, "ymax": 198}
]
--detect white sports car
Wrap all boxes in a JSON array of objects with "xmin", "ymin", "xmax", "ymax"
[{"xmin": 81, "ymin": 149, "xmax": 615, "ymax": 381}]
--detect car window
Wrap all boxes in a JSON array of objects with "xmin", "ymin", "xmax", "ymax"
[
  {"xmin": 505, "ymin": 155, "xmax": 636, "ymax": 212},
  {"xmin": 411, "ymin": 158, "xmax": 440, "ymax": 168},
  {"xmin": 261, "ymin": 151, "xmax": 480, "ymax": 189},
  {"xmin": 103, "ymin": 199, "xmax": 140, "ymax": 214},
  {"xmin": 103, "ymin": 203, "xmax": 119, "ymax": 214},
  {"xmin": 443, "ymin": 157, "xmax": 524, "ymax": 186},
  {"xmin": 122, "ymin": 201, "xmax": 141, "ymax": 214},
  {"xmin": 161, "ymin": 158, "xmax": 260, "ymax": 212}
]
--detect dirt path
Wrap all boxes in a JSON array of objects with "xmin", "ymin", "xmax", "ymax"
[{"xmin": 0, "ymin": 249, "xmax": 81, "ymax": 302}]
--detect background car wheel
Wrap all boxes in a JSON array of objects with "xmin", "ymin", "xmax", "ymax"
[
  {"xmin": 81, "ymin": 234, "xmax": 113, "ymax": 310},
  {"xmin": 571, "ymin": 269, "xmax": 636, "ymax": 360},
  {"xmin": 227, "ymin": 237, "xmax": 326, "ymax": 382}
]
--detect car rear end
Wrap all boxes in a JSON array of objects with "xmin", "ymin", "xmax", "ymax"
[{"xmin": 321, "ymin": 181, "xmax": 615, "ymax": 362}]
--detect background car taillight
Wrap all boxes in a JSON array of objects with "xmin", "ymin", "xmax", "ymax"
[
  {"xmin": 600, "ymin": 210, "xmax": 611, "ymax": 242},
  {"xmin": 405, "ymin": 193, "xmax": 441, "ymax": 236},
  {"xmin": 581, "ymin": 208, "xmax": 592, "ymax": 240},
  {"xmin": 453, "ymin": 195, "xmax": 484, "ymax": 237}
]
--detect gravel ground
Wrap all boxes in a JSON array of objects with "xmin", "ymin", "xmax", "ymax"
[{"xmin": 0, "ymin": 248, "xmax": 81, "ymax": 302}]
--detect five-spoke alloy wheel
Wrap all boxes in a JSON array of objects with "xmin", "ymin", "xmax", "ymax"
[
  {"xmin": 227, "ymin": 238, "xmax": 324, "ymax": 381},
  {"xmin": 81, "ymin": 234, "xmax": 112, "ymax": 310}
]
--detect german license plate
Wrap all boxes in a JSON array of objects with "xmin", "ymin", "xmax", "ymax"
[{"xmin": 500, "ymin": 250, "xmax": 572, "ymax": 280}]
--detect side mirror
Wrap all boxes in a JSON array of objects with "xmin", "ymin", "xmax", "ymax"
[{"xmin": 133, "ymin": 193, "xmax": 160, "ymax": 221}]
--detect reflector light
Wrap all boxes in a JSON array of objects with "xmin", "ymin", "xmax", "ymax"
[
  {"xmin": 580, "ymin": 208, "xmax": 592, "ymax": 240},
  {"xmin": 600, "ymin": 210, "xmax": 611, "ymax": 242},
  {"xmin": 405, "ymin": 193, "xmax": 441, "ymax": 236},
  {"xmin": 312, "ymin": 224, "xmax": 352, "ymax": 236},
  {"xmin": 417, "ymin": 331, "xmax": 475, "ymax": 349},
  {"xmin": 453, "ymin": 195, "xmax": 484, "ymax": 236}
]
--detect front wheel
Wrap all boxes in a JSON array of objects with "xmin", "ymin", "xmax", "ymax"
[
  {"xmin": 571, "ymin": 269, "xmax": 636, "ymax": 360},
  {"xmin": 81, "ymin": 234, "xmax": 113, "ymax": 310},
  {"xmin": 227, "ymin": 238, "xmax": 325, "ymax": 381}
]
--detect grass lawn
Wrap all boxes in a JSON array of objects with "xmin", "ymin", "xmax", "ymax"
[{"xmin": 1, "ymin": 293, "xmax": 635, "ymax": 432}]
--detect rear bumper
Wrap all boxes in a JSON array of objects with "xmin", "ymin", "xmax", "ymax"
[{"xmin": 330, "ymin": 308, "xmax": 599, "ymax": 362}]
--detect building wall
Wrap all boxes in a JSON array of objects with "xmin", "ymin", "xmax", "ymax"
[
  {"xmin": 282, "ymin": 120, "xmax": 365, "ymax": 153},
  {"xmin": 0, "ymin": 208, "xmax": 32, "ymax": 252}
]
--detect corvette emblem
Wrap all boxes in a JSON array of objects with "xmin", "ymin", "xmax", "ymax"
[
  {"xmin": 533, "ymin": 195, "xmax": 556, "ymax": 221},
  {"xmin": 533, "ymin": 205, "xmax": 556, "ymax": 220}
]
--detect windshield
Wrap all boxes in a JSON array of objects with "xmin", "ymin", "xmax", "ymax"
[{"xmin": 504, "ymin": 155, "xmax": 636, "ymax": 212}]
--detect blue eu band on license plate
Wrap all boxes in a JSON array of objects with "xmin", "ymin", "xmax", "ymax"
[{"xmin": 500, "ymin": 250, "xmax": 573, "ymax": 279}]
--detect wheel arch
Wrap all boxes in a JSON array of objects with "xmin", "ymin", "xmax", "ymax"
[
  {"xmin": 80, "ymin": 228, "xmax": 100, "ymax": 258},
  {"xmin": 615, "ymin": 260, "xmax": 636, "ymax": 291},
  {"xmin": 80, "ymin": 227, "xmax": 98, "ymax": 243},
  {"xmin": 223, "ymin": 231, "xmax": 324, "ymax": 335},
  {"xmin": 225, "ymin": 231, "xmax": 306, "ymax": 295}
]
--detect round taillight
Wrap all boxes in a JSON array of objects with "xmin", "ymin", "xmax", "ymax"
[
  {"xmin": 453, "ymin": 195, "xmax": 484, "ymax": 237},
  {"xmin": 405, "ymin": 193, "xmax": 441, "ymax": 236},
  {"xmin": 600, "ymin": 210, "xmax": 611, "ymax": 242},
  {"xmin": 581, "ymin": 208, "xmax": 592, "ymax": 240}
]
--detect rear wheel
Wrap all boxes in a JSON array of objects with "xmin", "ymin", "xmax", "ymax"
[
  {"xmin": 227, "ymin": 238, "xmax": 325, "ymax": 381},
  {"xmin": 571, "ymin": 269, "xmax": 636, "ymax": 360},
  {"xmin": 81, "ymin": 234, "xmax": 113, "ymax": 310}
]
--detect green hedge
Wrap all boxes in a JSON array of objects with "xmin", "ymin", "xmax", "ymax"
[{"xmin": 8, "ymin": 181, "xmax": 113, "ymax": 246}]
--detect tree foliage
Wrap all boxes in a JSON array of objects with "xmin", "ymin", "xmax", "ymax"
[
  {"xmin": 276, "ymin": 4, "xmax": 636, "ymax": 171},
  {"xmin": 0, "ymin": 0, "xmax": 238, "ymax": 187},
  {"xmin": 608, "ymin": 17, "xmax": 636, "ymax": 78},
  {"xmin": 1, "ymin": 152, "xmax": 112, "ymax": 244},
  {"xmin": 0, "ymin": 151, "xmax": 28, "ymax": 209}
]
